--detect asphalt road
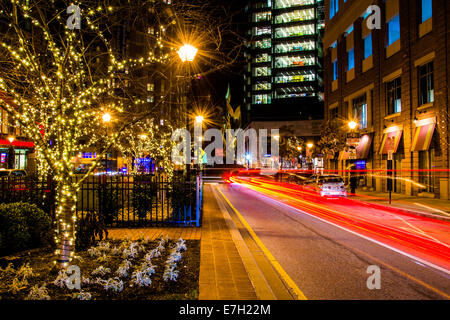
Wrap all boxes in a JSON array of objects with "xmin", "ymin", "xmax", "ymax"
[{"xmin": 217, "ymin": 182, "xmax": 450, "ymax": 300}]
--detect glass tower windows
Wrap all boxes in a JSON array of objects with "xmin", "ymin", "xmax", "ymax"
[
  {"xmin": 274, "ymin": 40, "xmax": 315, "ymax": 53},
  {"xmin": 253, "ymin": 38, "xmax": 271, "ymax": 49},
  {"xmin": 253, "ymin": 66, "xmax": 272, "ymax": 77},
  {"xmin": 253, "ymin": 26, "xmax": 271, "ymax": 36},
  {"xmin": 253, "ymin": 94, "xmax": 272, "ymax": 104},
  {"xmin": 253, "ymin": 53, "xmax": 271, "ymax": 63},
  {"xmin": 274, "ymin": 55, "xmax": 315, "ymax": 68},
  {"xmin": 274, "ymin": 0, "xmax": 315, "ymax": 9},
  {"xmin": 274, "ymin": 70, "xmax": 316, "ymax": 83},
  {"xmin": 253, "ymin": 11, "xmax": 271, "ymax": 22},
  {"xmin": 274, "ymin": 8, "xmax": 315, "ymax": 24},
  {"xmin": 253, "ymin": 82, "xmax": 272, "ymax": 91},
  {"xmin": 274, "ymin": 24, "xmax": 315, "ymax": 38}
]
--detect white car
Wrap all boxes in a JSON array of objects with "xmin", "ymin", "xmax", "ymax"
[{"xmin": 305, "ymin": 175, "xmax": 348, "ymax": 197}]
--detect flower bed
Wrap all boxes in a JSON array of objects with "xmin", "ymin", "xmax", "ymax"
[{"xmin": 0, "ymin": 237, "xmax": 200, "ymax": 300}]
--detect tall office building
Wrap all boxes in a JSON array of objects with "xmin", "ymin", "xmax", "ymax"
[{"xmin": 244, "ymin": 0, "xmax": 325, "ymax": 123}]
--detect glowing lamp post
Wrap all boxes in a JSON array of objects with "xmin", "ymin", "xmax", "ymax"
[
  {"xmin": 178, "ymin": 44, "xmax": 198, "ymax": 63},
  {"xmin": 348, "ymin": 120, "xmax": 358, "ymax": 131}
]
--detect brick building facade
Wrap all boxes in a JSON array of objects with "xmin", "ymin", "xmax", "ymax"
[{"xmin": 323, "ymin": 0, "xmax": 449, "ymax": 199}]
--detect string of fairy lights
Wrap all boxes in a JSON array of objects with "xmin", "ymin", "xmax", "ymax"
[{"xmin": 0, "ymin": 0, "xmax": 179, "ymax": 267}]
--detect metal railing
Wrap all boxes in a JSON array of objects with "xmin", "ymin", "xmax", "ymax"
[{"xmin": 0, "ymin": 173, "xmax": 203, "ymax": 228}]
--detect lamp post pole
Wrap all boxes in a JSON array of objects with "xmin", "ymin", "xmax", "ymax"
[
  {"xmin": 102, "ymin": 113, "xmax": 111, "ymax": 174},
  {"xmin": 178, "ymin": 44, "xmax": 198, "ymax": 180}
]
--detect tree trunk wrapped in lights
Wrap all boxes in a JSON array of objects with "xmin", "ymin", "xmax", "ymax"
[
  {"xmin": 0, "ymin": 0, "xmax": 244, "ymax": 266},
  {"xmin": 0, "ymin": 1, "xmax": 172, "ymax": 266}
]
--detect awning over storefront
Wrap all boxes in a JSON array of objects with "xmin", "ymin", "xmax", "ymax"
[
  {"xmin": 0, "ymin": 139, "xmax": 34, "ymax": 148},
  {"xmin": 411, "ymin": 118, "xmax": 436, "ymax": 152},
  {"xmin": 356, "ymin": 134, "xmax": 373, "ymax": 159},
  {"xmin": 379, "ymin": 128, "xmax": 403, "ymax": 155}
]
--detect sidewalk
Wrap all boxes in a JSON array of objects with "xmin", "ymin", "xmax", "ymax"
[
  {"xmin": 108, "ymin": 184, "xmax": 278, "ymax": 300},
  {"xmin": 352, "ymin": 190, "xmax": 450, "ymax": 221}
]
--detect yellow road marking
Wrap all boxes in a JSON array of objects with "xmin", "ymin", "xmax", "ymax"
[{"xmin": 217, "ymin": 188, "xmax": 308, "ymax": 300}]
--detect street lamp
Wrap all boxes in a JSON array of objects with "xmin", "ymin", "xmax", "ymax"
[
  {"xmin": 195, "ymin": 115, "xmax": 204, "ymax": 124},
  {"xmin": 102, "ymin": 113, "xmax": 111, "ymax": 173},
  {"xmin": 178, "ymin": 44, "xmax": 198, "ymax": 63},
  {"xmin": 8, "ymin": 136, "xmax": 14, "ymax": 144},
  {"xmin": 348, "ymin": 120, "xmax": 358, "ymax": 131},
  {"xmin": 307, "ymin": 142, "xmax": 314, "ymax": 149},
  {"xmin": 178, "ymin": 45, "xmax": 198, "ymax": 178}
]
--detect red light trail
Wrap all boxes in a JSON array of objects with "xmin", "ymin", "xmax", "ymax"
[{"xmin": 230, "ymin": 176, "xmax": 450, "ymax": 273}]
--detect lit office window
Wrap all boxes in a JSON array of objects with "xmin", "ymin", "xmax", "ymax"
[
  {"xmin": 253, "ymin": 26, "xmax": 271, "ymax": 36},
  {"xmin": 347, "ymin": 48, "xmax": 354, "ymax": 70},
  {"xmin": 253, "ymin": 11, "xmax": 271, "ymax": 22},
  {"xmin": 419, "ymin": 62, "xmax": 434, "ymax": 105},
  {"xmin": 386, "ymin": 77, "xmax": 402, "ymax": 114},
  {"xmin": 274, "ymin": 24, "xmax": 315, "ymax": 38},
  {"xmin": 274, "ymin": 40, "xmax": 315, "ymax": 53},
  {"xmin": 253, "ymin": 66, "xmax": 271, "ymax": 77},
  {"xmin": 254, "ymin": 53, "xmax": 271, "ymax": 63},
  {"xmin": 274, "ymin": 8, "xmax": 315, "ymax": 24},
  {"xmin": 274, "ymin": 55, "xmax": 315, "ymax": 68},
  {"xmin": 253, "ymin": 94, "xmax": 272, "ymax": 104},
  {"xmin": 363, "ymin": 34, "xmax": 372, "ymax": 59},
  {"xmin": 253, "ymin": 38, "xmax": 271, "ymax": 49},
  {"xmin": 421, "ymin": 0, "xmax": 432, "ymax": 23},
  {"xmin": 275, "ymin": 0, "xmax": 315, "ymax": 9},
  {"xmin": 386, "ymin": 14, "xmax": 400, "ymax": 46},
  {"xmin": 253, "ymin": 82, "xmax": 271, "ymax": 91}
]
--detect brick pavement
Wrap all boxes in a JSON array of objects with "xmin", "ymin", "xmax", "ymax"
[{"xmin": 108, "ymin": 184, "xmax": 259, "ymax": 300}]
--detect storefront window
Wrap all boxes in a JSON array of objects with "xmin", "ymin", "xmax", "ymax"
[{"xmin": 419, "ymin": 149, "xmax": 435, "ymax": 193}]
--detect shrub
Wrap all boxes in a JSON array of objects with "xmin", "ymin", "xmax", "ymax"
[
  {"xmin": 0, "ymin": 202, "xmax": 51, "ymax": 256},
  {"xmin": 75, "ymin": 211, "xmax": 108, "ymax": 251},
  {"xmin": 97, "ymin": 183, "xmax": 120, "ymax": 225},
  {"xmin": 132, "ymin": 175, "xmax": 158, "ymax": 219}
]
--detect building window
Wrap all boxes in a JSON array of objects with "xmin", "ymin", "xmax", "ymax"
[
  {"xmin": 353, "ymin": 94, "xmax": 367, "ymax": 129},
  {"xmin": 420, "ymin": 0, "xmax": 432, "ymax": 23},
  {"xmin": 330, "ymin": 0, "xmax": 338, "ymax": 19},
  {"xmin": 418, "ymin": 62, "xmax": 434, "ymax": 106},
  {"xmin": 252, "ymin": 94, "xmax": 271, "ymax": 105},
  {"xmin": 253, "ymin": 26, "xmax": 271, "ymax": 36},
  {"xmin": 386, "ymin": 14, "xmax": 400, "ymax": 46},
  {"xmin": 347, "ymin": 48, "xmax": 354, "ymax": 70},
  {"xmin": 253, "ymin": 66, "xmax": 271, "ymax": 77},
  {"xmin": 253, "ymin": 11, "xmax": 271, "ymax": 22},
  {"xmin": 386, "ymin": 77, "xmax": 402, "ymax": 114},
  {"xmin": 332, "ymin": 59, "xmax": 338, "ymax": 81},
  {"xmin": 330, "ymin": 107, "xmax": 338, "ymax": 120},
  {"xmin": 419, "ymin": 149, "xmax": 435, "ymax": 193},
  {"xmin": 363, "ymin": 34, "xmax": 372, "ymax": 59}
]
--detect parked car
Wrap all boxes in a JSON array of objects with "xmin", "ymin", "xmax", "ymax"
[
  {"xmin": 304, "ymin": 174, "xmax": 347, "ymax": 197},
  {"xmin": 0, "ymin": 169, "xmax": 27, "ymax": 178}
]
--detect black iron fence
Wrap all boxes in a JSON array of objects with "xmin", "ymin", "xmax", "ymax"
[{"xmin": 0, "ymin": 173, "xmax": 203, "ymax": 228}]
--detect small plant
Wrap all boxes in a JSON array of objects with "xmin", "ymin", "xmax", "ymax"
[
  {"xmin": 26, "ymin": 284, "xmax": 50, "ymax": 300},
  {"xmin": 53, "ymin": 270, "xmax": 69, "ymax": 288},
  {"xmin": 91, "ymin": 266, "xmax": 111, "ymax": 277},
  {"xmin": 76, "ymin": 291, "xmax": 92, "ymax": 300},
  {"xmin": 103, "ymin": 277, "xmax": 124, "ymax": 293}
]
